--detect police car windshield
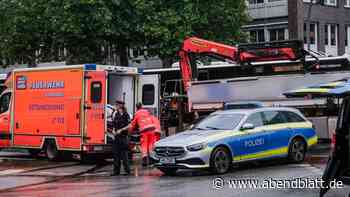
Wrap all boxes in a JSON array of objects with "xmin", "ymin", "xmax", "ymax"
[{"xmin": 194, "ymin": 113, "xmax": 244, "ymax": 131}]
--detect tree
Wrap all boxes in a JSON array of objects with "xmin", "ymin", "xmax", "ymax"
[
  {"xmin": 137, "ymin": 0, "xmax": 249, "ymax": 67},
  {"xmin": 0, "ymin": 0, "xmax": 249, "ymax": 67}
]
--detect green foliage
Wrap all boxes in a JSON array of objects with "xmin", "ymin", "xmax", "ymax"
[
  {"xmin": 136, "ymin": 0, "xmax": 249, "ymax": 63},
  {"xmin": 0, "ymin": 0, "xmax": 249, "ymax": 67}
]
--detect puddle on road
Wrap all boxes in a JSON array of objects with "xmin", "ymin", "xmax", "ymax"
[{"xmin": 0, "ymin": 158, "xmax": 77, "ymax": 173}]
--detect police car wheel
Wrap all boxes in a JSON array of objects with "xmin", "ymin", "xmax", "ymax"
[
  {"xmin": 158, "ymin": 168, "xmax": 178, "ymax": 176},
  {"xmin": 210, "ymin": 147, "xmax": 231, "ymax": 174},
  {"xmin": 288, "ymin": 138, "xmax": 306, "ymax": 163}
]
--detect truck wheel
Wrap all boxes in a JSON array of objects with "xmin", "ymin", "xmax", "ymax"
[
  {"xmin": 210, "ymin": 147, "xmax": 231, "ymax": 174},
  {"xmin": 158, "ymin": 168, "xmax": 178, "ymax": 176},
  {"xmin": 28, "ymin": 149, "xmax": 41, "ymax": 157},
  {"xmin": 45, "ymin": 141, "xmax": 60, "ymax": 161},
  {"xmin": 288, "ymin": 138, "xmax": 306, "ymax": 163}
]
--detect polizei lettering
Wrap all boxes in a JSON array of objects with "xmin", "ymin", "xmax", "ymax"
[
  {"xmin": 30, "ymin": 80, "xmax": 65, "ymax": 89},
  {"xmin": 245, "ymin": 138, "xmax": 264, "ymax": 148}
]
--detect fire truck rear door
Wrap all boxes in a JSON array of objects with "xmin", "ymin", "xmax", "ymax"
[
  {"xmin": 84, "ymin": 71, "xmax": 106, "ymax": 144},
  {"xmin": 138, "ymin": 75, "xmax": 159, "ymax": 117}
]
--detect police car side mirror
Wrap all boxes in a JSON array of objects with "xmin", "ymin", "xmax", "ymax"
[{"xmin": 241, "ymin": 123, "xmax": 255, "ymax": 131}]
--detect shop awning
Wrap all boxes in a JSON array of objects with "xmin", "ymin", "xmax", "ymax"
[{"xmin": 283, "ymin": 78, "xmax": 350, "ymax": 98}]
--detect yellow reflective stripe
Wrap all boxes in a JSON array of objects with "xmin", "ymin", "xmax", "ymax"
[
  {"xmin": 207, "ymin": 122, "xmax": 312, "ymax": 146},
  {"xmin": 321, "ymin": 81, "xmax": 344, "ymax": 87},
  {"xmin": 294, "ymin": 88, "xmax": 329, "ymax": 93},
  {"xmin": 234, "ymin": 146, "xmax": 288, "ymax": 161},
  {"xmin": 257, "ymin": 122, "xmax": 312, "ymax": 132},
  {"xmin": 307, "ymin": 135, "xmax": 318, "ymax": 146},
  {"xmin": 207, "ymin": 131, "xmax": 241, "ymax": 142}
]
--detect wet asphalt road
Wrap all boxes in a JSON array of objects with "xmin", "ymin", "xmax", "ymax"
[{"xmin": 0, "ymin": 145, "xmax": 349, "ymax": 197}]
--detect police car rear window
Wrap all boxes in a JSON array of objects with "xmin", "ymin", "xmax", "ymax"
[
  {"xmin": 282, "ymin": 111, "xmax": 305, "ymax": 122},
  {"xmin": 263, "ymin": 111, "xmax": 287, "ymax": 125}
]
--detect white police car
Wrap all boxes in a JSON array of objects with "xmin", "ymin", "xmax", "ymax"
[{"xmin": 151, "ymin": 107, "xmax": 317, "ymax": 175}]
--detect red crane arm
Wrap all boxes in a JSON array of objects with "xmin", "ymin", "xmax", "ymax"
[
  {"xmin": 179, "ymin": 37, "xmax": 238, "ymax": 91},
  {"xmin": 179, "ymin": 37, "xmax": 305, "ymax": 91}
]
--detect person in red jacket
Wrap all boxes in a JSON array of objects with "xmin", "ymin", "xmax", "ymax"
[
  {"xmin": 151, "ymin": 115, "xmax": 161, "ymax": 142},
  {"xmin": 129, "ymin": 103, "xmax": 156, "ymax": 166}
]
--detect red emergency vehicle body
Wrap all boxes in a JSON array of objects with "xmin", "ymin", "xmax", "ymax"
[{"xmin": 0, "ymin": 65, "xmax": 141, "ymax": 159}]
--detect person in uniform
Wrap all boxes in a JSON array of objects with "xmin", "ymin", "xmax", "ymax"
[
  {"xmin": 129, "ymin": 103, "xmax": 157, "ymax": 166},
  {"xmin": 111, "ymin": 100, "xmax": 131, "ymax": 176}
]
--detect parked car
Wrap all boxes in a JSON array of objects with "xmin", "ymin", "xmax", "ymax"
[{"xmin": 151, "ymin": 107, "xmax": 317, "ymax": 175}]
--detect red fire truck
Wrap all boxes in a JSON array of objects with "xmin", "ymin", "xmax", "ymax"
[{"xmin": 0, "ymin": 64, "xmax": 159, "ymax": 160}]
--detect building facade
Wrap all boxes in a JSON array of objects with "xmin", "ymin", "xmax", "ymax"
[{"xmin": 245, "ymin": 0, "xmax": 350, "ymax": 56}]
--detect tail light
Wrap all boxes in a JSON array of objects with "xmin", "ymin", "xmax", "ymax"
[
  {"xmin": 83, "ymin": 145, "xmax": 94, "ymax": 152},
  {"xmin": 331, "ymin": 132, "xmax": 336, "ymax": 151}
]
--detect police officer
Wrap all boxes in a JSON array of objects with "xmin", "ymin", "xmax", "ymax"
[{"xmin": 111, "ymin": 100, "xmax": 131, "ymax": 176}]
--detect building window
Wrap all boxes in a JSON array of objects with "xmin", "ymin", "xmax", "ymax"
[
  {"xmin": 330, "ymin": 24, "xmax": 336, "ymax": 46},
  {"xmin": 325, "ymin": 24, "xmax": 338, "ymax": 46},
  {"xmin": 248, "ymin": 0, "xmax": 264, "ymax": 4},
  {"xmin": 250, "ymin": 29, "xmax": 265, "ymax": 42},
  {"xmin": 250, "ymin": 31, "xmax": 257, "ymax": 42},
  {"xmin": 269, "ymin": 28, "xmax": 285, "ymax": 41},
  {"xmin": 346, "ymin": 26, "xmax": 350, "ymax": 47},
  {"xmin": 324, "ymin": 0, "xmax": 337, "ymax": 6},
  {"xmin": 304, "ymin": 23, "xmax": 317, "ymax": 46},
  {"xmin": 310, "ymin": 24, "xmax": 316, "ymax": 44},
  {"xmin": 304, "ymin": 23, "xmax": 307, "ymax": 44},
  {"xmin": 325, "ymin": 25, "xmax": 329, "ymax": 45},
  {"xmin": 345, "ymin": 0, "xmax": 350, "ymax": 7},
  {"xmin": 303, "ymin": 0, "xmax": 316, "ymax": 3}
]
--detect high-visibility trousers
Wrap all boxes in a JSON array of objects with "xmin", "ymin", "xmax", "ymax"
[{"xmin": 140, "ymin": 131, "xmax": 157, "ymax": 158}]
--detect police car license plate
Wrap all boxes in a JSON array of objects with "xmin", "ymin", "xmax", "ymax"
[{"xmin": 160, "ymin": 158, "xmax": 175, "ymax": 164}]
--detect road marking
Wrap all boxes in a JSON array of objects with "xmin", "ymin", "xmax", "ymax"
[
  {"xmin": 310, "ymin": 154, "xmax": 330, "ymax": 158},
  {"xmin": 82, "ymin": 172, "xmax": 109, "ymax": 176},
  {"xmin": 0, "ymin": 157, "xmax": 34, "ymax": 161},
  {"xmin": 30, "ymin": 172, "xmax": 73, "ymax": 176},
  {"xmin": 0, "ymin": 169, "xmax": 25, "ymax": 175}
]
